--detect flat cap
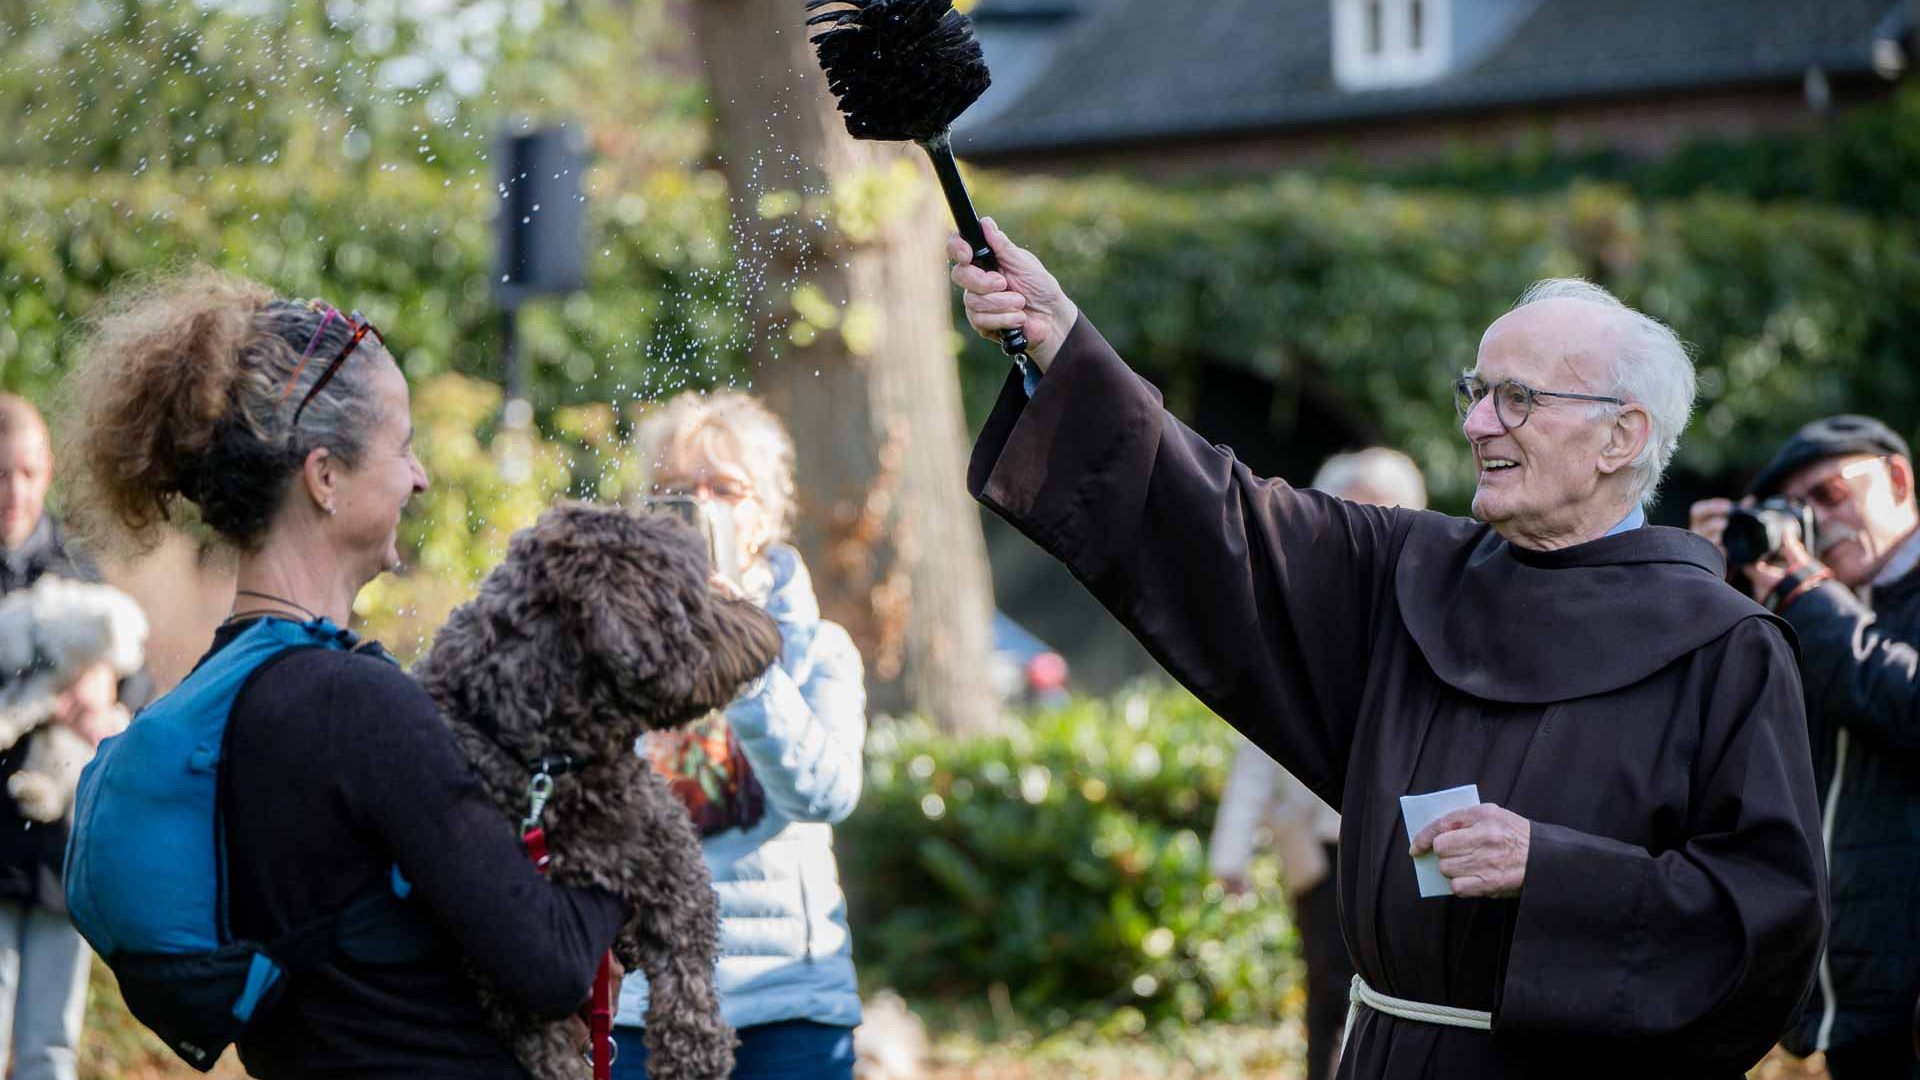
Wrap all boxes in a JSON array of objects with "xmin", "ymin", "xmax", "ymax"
[{"xmin": 1750, "ymin": 415, "xmax": 1912, "ymax": 497}]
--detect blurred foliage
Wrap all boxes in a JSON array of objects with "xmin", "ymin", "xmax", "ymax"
[
  {"xmin": 7, "ymin": 164, "xmax": 1913, "ymax": 532},
  {"xmin": 1325, "ymin": 86, "xmax": 1920, "ymax": 221},
  {"xmin": 0, "ymin": 0, "xmax": 707, "ymax": 180},
  {"xmin": 0, "ymin": 156, "xmax": 745, "ymax": 658},
  {"xmin": 0, "ymin": 0, "xmax": 904, "ymax": 660},
  {"xmin": 976, "ymin": 174, "xmax": 1920, "ymax": 511},
  {"xmin": 840, "ymin": 687, "xmax": 1299, "ymax": 1030},
  {"xmin": 0, "ymin": 0, "xmax": 465, "ymax": 174},
  {"xmin": 4, "ymin": 1, "xmax": 1912, "ymax": 526},
  {"xmin": 0, "ymin": 0, "xmax": 738, "ymax": 416},
  {"xmin": 0, "ymin": 162, "xmax": 742, "ymax": 412}
]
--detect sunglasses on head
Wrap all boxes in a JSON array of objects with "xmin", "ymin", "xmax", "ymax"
[{"xmin": 278, "ymin": 304, "xmax": 386, "ymax": 427}]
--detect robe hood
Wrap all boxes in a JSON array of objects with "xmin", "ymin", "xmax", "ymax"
[{"xmin": 1394, "ymin": 515, "xmax": 1787, "ymax": 704}]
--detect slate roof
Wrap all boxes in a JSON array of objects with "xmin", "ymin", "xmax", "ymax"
[{"xmin": 957, "ymin": 0, "xmax": 1905, "ymax": 156}]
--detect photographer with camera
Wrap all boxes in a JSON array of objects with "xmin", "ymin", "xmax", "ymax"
[
  {"xmin": 1692, "ymin": 415, "xmax": 1920, "ymax": 1078},
  {"xmin": 622, "ymin": 390, "xmax": 868, "ymax": 1080}
]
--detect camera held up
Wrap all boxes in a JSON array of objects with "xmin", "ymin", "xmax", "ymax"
[
  {"xmin": 1723, "ymin": 498, "xmax": 1818, "ymax": 566},
  {"xmin": 643, "ymin": 495, "xmax": 743, "ymax": 586}
]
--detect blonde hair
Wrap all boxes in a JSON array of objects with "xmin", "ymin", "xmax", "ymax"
[
  {"xmin": 1312, "ymin": 447, "xmax": 1428, "ymax": 509},
  {"xmin": 633, "ymin": 390, "xmax": 797, "ymax": 544}
]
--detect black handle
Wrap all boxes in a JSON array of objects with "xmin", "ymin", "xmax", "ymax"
[{"xmin": 921, "ymin": 134, "xmax": 1029, "ymax": 358}]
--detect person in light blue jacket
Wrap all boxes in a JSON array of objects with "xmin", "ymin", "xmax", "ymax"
[{"xmin": 617, "ymin": 390, "xmax": 867, "ymax": 1080}]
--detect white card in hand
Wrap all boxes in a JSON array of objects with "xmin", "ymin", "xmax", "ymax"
[{"xmin": 1400, "ymin": 784, "xmax": 1481, "ymax": 898}]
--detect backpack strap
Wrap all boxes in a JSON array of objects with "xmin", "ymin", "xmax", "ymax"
[
  {"xmin": 268, "ymin": 869, "xmax": 437, "ymax": 976},
  {"xmin": 214, "ymin": 626, "xmax": 433, "ymax": 973}
]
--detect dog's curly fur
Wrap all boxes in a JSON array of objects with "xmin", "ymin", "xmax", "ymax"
[{"xmin": 414, "ymin": 502, "xmax": 783, "ymax": 1080}]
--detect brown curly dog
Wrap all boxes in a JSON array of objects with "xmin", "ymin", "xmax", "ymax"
[{"xmin": 414, "ymin": 501, "xmax": 782, "ymax": 1080}]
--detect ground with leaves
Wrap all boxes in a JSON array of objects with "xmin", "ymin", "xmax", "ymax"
[{"xmin": 79, "ymin": 958, "xmax": 1834, "ymax": 1080}]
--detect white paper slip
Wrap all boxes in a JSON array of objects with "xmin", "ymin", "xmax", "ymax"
[{"xmin": 1399, "ymin": 783, "xmax": 1482, "ymax": 899}]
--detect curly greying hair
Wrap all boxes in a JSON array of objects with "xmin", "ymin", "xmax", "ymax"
[
  {"xmin": 63, "ymin": 267, "xmax": 388, "ymax": 550},
  {"xmin": 633, "ymin": 390, "xmax": 797, "ymax": 545}
]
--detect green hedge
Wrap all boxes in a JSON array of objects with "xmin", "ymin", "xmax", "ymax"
[
  {"xmin": 0, "ymin": 164, "xmax": 746, "ymax": 657},
  {"xmin": 1325, "ymin": 86, "xmax": 1920, "ymax": 220},
  {"xmin": 840, "ymin": 688, "xmax": 1299, "ymax": 1031},
  {"xmin": 6, "ymin": 141, "xmax": 1916, "ymax": 525},
  {"xmin": 0, "ymin": 164, "xmax": 743, "ymax": 410},
  {"xmin": 976, "ymin": 174, "xmax": 1920, "ymax": 510}
]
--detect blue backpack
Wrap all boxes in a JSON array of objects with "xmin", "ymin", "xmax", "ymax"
[{"xmin": 65, "ymin": 617, "xmax": 432, "ymax": 1071}]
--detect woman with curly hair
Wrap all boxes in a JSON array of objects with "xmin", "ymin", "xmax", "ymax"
[
  {"xmin": 63, "ymin": 269, "xmax": 626, "ymax": 1076},
  {"xmin": 615, "ymin": 390, "xmax": 868, "ymax": 1080}
]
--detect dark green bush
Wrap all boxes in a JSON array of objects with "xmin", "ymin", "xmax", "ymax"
[
  {"xmin": 840, "ymin": 688, "xmax": 1298, "ymax": 1031},
  {"xmin": 975, "ymin": 173, "xmax": 1920, "ymax": 512},
  {"xmin": 4, "ymin": 117, "xmax": 1914, "ymax": 526},
  {"xmin": 1323, "ymin": 86, "xmax": 1920, "ymax": 220},
  {"xmin": 0, "ymin": 164, "xmax": 744, "ymax": 412}
]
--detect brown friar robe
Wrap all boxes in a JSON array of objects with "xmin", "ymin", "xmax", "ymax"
[{"xmin": 968, "ymin": 317, "xmax": 1827, "ymax": 1079}]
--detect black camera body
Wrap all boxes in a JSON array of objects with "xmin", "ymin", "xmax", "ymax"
[
  {"xmin": 642, "ymin": 495, "xmax": 742, "ymax": 585},
  {"xmin": 1724, "ymin": 497, "xmax": 1818, "ymax": 566}
]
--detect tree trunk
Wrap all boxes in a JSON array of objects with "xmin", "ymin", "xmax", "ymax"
[{"xmin": 688, "ymin": 0, "xmax": 1000, "ymax": 733}]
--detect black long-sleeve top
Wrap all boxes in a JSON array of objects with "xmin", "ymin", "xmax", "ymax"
[{"xmin": 214, "ymin": 620, "xmax": 626, "ymax": 1077}]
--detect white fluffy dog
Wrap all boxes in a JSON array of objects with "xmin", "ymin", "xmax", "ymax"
[{"xmin": 0, "ymin": 577, "xmax": 147, "ymax": 821}]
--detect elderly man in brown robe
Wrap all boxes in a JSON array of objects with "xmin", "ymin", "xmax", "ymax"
[{"xmin": 949, "ymin": 220, "xmax": 1825, "ymax": 1079}]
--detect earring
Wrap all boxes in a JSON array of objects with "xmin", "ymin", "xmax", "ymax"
[{"xmin": 323, "ymin": 504, "xmax": 336, "ymax": 516}]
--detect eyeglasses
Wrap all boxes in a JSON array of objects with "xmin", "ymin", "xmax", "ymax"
[
  {"xmin": 1791, "ymin": 456, "xmax": 1888, "ymax": 510},
  {"xmin": 1453, "ymin": 374, "xmax": 1625, "ymax": 431},
  {"xmin": 651, "ymin": 478, "xmax": 754, "ymax": 503},
  {"xmin": 278, "ymin": 307, "xmax": 385, "ymax": 427}
]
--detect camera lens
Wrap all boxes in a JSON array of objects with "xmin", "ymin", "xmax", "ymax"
[
  {"xmin": 1724, "ymin": 500, "xmax": 1814, "ymax": 566},
  {"xmin": 1723, "ymin": 509, "xmax": 1780, "ymax": 566}
]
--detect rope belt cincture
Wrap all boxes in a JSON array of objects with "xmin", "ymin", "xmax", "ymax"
[{"xmin": 1342, "ymin": 974, "xmax": 1493, "ymax": 1056}]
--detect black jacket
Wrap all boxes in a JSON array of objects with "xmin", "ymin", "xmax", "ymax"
[
  {"xmin": 0, "ymin": 514, "xmax": 151, "ymax": 912},
  {"xmin": 1780, "ymin": 552, "xmax": 1920, "ymax": 1055}
]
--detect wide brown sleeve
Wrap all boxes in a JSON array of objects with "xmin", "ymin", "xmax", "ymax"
[
  {"xmin": 1496, "ymin": 616, "xmax": 1827, "ymax": 1069},
  {"xmin": 969, "ymin": 316, "xmax": 1412, "ymax": 804}
]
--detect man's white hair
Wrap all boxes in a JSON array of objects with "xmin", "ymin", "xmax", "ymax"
[
  {"xmin": 1512, "ymin": 279, "xmax": 1696, "ymax": 506},
  {"xmin": 1313, "ymin": 447, "xmax": 1428, "ymax": 509}
]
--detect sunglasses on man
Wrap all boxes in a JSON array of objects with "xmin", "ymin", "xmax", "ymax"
[{"xmin": 1790, "ymin": 456, "xmax": 1891, "ymax": 511}]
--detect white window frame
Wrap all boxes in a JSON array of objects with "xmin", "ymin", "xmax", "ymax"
[{"xmin": 1332, "ymin": 0, "xmax": 1452, "ymax": 89}]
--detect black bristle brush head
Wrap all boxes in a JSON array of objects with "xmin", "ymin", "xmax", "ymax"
[{"xmin": 806, "ymin": 0, "xmax": 991, "ymax": 144}]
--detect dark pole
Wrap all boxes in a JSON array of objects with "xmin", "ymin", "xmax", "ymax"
[
  {"xmin": 500, "ymin": 305, "xmax": 525, "ymax": 409},
  {"xmin": 497, "ymin": 302, "xmax": 533, "ymax": 483},
  {"xmin": 918, "ymin": 130, "xmax": 1028, "ymax": 358}
]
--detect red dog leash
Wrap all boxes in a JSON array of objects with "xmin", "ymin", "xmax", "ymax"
[
  {"xmin": 590, "ymin": 952, "xmax": 615, "ymax": 1080},
  {"xmin": 524, "ymin": 824, "xmax": 616, "ymax": 1080}
]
